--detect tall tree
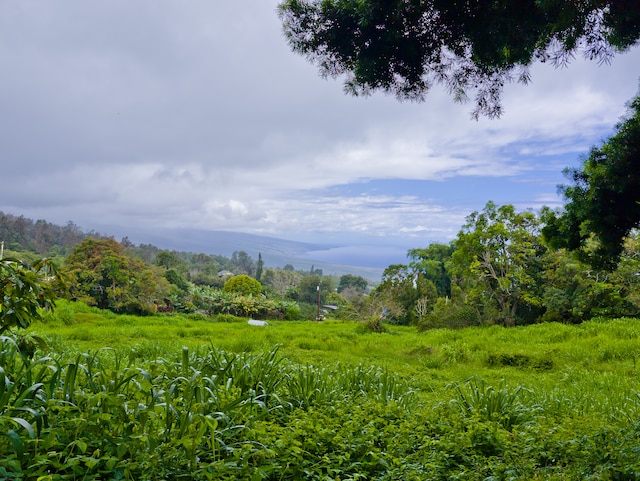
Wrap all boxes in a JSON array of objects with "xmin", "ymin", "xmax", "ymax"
[
  {"xmin": 337, "ymin": 274, "xmax": 368, "ymax": 293},
  {"xmin": 296, "ymin": 274, "xmax": 334, "ymax": 304},
  {"xmin": 279, "ymin": 0, "xmax": 639, "ymax": 118},
  {"xmin": 155, "ymin": 250, "xmax": 186, "ymax": 272},
  {"xmin": 374, "ymin": 263, "xmax": 437, "ymax": 325},
  {"xmin": 539, "ymin": 245, "xmax": 639, "ymax": 323},
  {"xmin": 64, "ymin": 238, "xmax": 172, "ymax": 314},
  {"xmin": 542, "ymin": 93, "xmax": 640, "ymax": 269},
  {"xmin": 255, "ymin": 253, "xmax": 264, "ymax": 282},
  {"xmin": 451, "ymin": 202, "xmax": 545, "ymax": 326},
  {"xmin": 231, "ymin": 251, "xmax": 255, "ymax": 276},
  {"xmin": 407, "ymin": 243, "xmax": 454, "ymax": 298},
  {"xmin": 261, "ymin": 268, "xmax": 302, "ymax": 297}
]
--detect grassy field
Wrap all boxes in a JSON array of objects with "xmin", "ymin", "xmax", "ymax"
[
  {"xmin": 2, "ymin": 300, "xmax": 639, "ymax": 479},
  {"xmin": 33, "ymin": 301, "xmax": 640, "ymax": 390}
]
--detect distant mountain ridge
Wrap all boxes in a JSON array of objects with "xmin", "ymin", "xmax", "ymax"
[
  {"xmin": 0, "ymin": 210, "xmax": 393, "ymax": 281},
  {"xmin": 107, "ymin": 226, "xmax": 387, "ymax": 281}
]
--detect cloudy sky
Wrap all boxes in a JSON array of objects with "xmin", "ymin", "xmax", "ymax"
[{"xmin": 1, "ymin": 1, "xmax": 639, "ymax": 266}]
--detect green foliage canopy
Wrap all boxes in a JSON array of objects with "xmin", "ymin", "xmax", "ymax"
[
  {"xmin": 414, "ymin": 203, "xmax": 640, "ymax": 328},
  {"xmin": 230, "ymin": 251, "xmax": 255, "ymax": 276},
  {"xmin": 0, "ymin": 212, "xmax": 88, "ymax": 256},
  {"xmin": 223, "ymin": 274, "xmax": 263, "ymax": 297},
  {"xmin": 539, "ymin": 240, "xmax": 640, "ymax": 323},
  {"xmin": 337, "ymin": 274, "xmax": 368, "ymax": 293},
  {"xmin": 255, "ymin": 252, "xmax": 264, "ymax": 282},
  {"xmin": 154, "ymin": 250, "xmax": 186, "ymax": 272},
  {"xmin": 0, "ymin": 257, "xmax": 64, "ymax": 334},
  {"xmin": 296, "ymin": 275, "xmax": 334, "ymax": 304},
  {"xmin": 407, "ymin": 243, "xmax": 454, "ymax": 298},
  {"xmin": 451, "ymin": 202, "xmax": 545, "ymax": 326},
  {"xmin": 543, "ymin": 94, "xmax": 640, "ymax": 269},
  {"xmin": 261, "ymin": 268, "xmax": 302, "ymax": 298},
  {"xmin": 278, "ymin": 0, "xmax": 639, "ymax": 117},
  {"xmin": 64, "ymin": 238, "xmax": 172, "ymax": 314},
  {"xmin": 375, "ymin": 263, "xmax": 437, "ymax": 325}
]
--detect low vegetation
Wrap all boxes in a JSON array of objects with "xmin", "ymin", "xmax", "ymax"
[{"xmin": 0, "ymin": 302, "xmax": 638, "ymax": 479}]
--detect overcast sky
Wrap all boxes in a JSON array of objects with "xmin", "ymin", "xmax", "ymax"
[{"xmin": 1, "ymin": 1, "xmax": 639, "ymax": 262}]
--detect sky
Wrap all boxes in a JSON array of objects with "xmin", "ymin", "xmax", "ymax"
[{"xmin": 1, "ymin": 1, "xmax": 639, "ymax": 268}]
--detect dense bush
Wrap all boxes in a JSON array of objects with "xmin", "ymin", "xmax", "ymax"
[
  {"xmin": 189, "ymin": 285, "xmax": 301, "ymax": 319},
  {"xmin": 64, "ymin": 238, "xmax": 172, "ymax": 315},
  {"xmin": 0, "ymin": 257, "xmax": 64, "ymax": 334},
  {"xmin": 223, "ymin": 274, "xmax": 262, "ymax": 297},
  {"xmin": 418, "ymin": 298, "xmax": 480, "ymax": 330},
  {"xmin": 0, "ymin": 340, "xmax": 416, "ymax": 480}
]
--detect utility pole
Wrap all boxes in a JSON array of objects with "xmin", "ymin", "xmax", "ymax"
[
  {"xmin": 0, "ymin": 241, "xmax": 4, "ymax": 260},
  {"xmin": 316, "ymin": 284, "xmax": 321, "ymax": 321}
]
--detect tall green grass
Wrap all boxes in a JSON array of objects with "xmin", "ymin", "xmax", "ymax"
[
  {"xmin": 7, "ymin": 300, "xmax": 638, "ymax": 479},
  {"xmin": 1, "ymin": 335, "xmax": 420, "ymax": 479}
]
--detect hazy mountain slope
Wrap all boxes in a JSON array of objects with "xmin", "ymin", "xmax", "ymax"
[{"xmin": 106, "ymin": 226, "xmax": 389, "ymax": 281}]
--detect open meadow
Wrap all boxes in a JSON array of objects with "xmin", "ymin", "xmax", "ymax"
[{"xmin": 2, "ymin": 300, "xmax": 640, "ymax": 479}]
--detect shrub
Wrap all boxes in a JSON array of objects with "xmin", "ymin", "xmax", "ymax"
[
  {"xmin": 223, "ymin": 275, "xmax": 262, "ymax": 297},
  {"xmin": 298, "ymin": 303, "xmax": 320, "ymax": 321},
  {"xmin": 282, "ymin": 303, "xmax": 301, "ymax": 320},
  {"xmin": 0, "ymin": 257, "xmax": 63, "ymax": 334},
  {"xmin": 450, "ymin": 376, "xmax": 537, "ymax": 430},
  {"xmin": 419, "ymin": 298, "xmax": 480, "ymax": 330},
  {"xmin": 485, "ymin": 352, "xmax": 554, "ymax": 371},
  {"xmin": 356, "ymin": 317, "xmax": 388, "ymax": 333}
]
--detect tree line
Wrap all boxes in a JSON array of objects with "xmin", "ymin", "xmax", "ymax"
[
  {"xmin": 373, "ymin": 201, "xmax": 640, "ymax": 329},
  {"xmin": 1, "ymin": 202, "xmax": 639, "ymax": 330},
  {"xmin": 0, "ymin": 214, "xmax": 371, "ymax": 322},
  {"xmin": 0, "ymin": 212, "xmax": 93, "ymax": 257}
]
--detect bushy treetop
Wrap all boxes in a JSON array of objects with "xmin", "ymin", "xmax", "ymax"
[
  {"xmin": 223, "ymin": 275, "xmax": 263, "ymax": 297},
  {"xmin": 543, "ymin": 94, "xmax": 640, "ymax": 269},
  {"xmin": 279, "ymin": 0, "xmax": 640, "ymax": 117}
]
